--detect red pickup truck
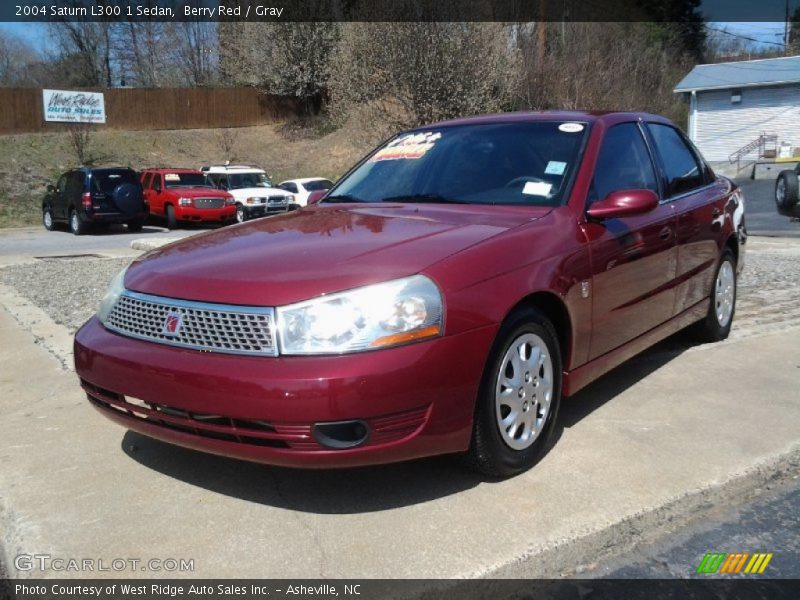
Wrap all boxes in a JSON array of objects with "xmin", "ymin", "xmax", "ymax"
[{"xmin": 140, "ymin": 169, "xmax": 236, "ymax": 228}]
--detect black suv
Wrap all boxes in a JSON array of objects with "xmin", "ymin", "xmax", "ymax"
[{"xmin": 43, "ymin": 168, "xmax": 148, "ymax": 235}]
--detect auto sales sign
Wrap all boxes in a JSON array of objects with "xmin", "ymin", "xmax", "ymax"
[{"xmin": 43, "ymin": 89, "xmax": 106, "ymax": 124}]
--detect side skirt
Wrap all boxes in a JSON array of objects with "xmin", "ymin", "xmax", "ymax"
[{"xmin": 563, "ymin": 298, "xmax": 709, "ymax": 397}]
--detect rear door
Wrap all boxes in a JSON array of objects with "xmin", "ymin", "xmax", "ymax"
[
  {"xmin": 581, "ymin": 122, "xmax": 677, "ymax": 359},
  {"xmin": 645, "ymin": 123, "xmax": 725, "ymax": 316},
  {"xmin": 53, "ymin": 173, "xmax": 69, "ymax": 219}
]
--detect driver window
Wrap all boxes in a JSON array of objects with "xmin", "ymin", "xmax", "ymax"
[
  {"xmin": 56, "ymin": 174, "xmax": 68, "ymax": 192},
  {"xmin": 153, "ymin": 175, "xmax": 162, "ymax": 192},
  {"xmin": 590, "ymin": 123, "xmax": 658, "ymax": 206}
]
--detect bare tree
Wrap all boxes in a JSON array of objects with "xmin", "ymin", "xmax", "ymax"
[
  {"xmin": 49, "ymin": 21, "xmax": 113, "ymax": 87},
  {"xmin": 517, "ymin": 22, "xmax": 692, "ymax": 125},
  {"xmin": 116, "ymin": 20, "xmax": 170, "ymax": 87},
  {"xmin": 220, "ymin": 20, "xmax": 338, "ymax": 114},
  {"xmin": 168, "ymin": 22, "xmax": 217, "ymax": 86},
  {"xmin": 215, "ymin": 128, "xmax": 239, "ymax": 162},
  {"xmin": 67, "ymin": 124, "xmax": 94, "ymax": 165},
  {"xmin": 0, "ymin": 31, "xmax": 41, "ymax": 86},
  {"xmin": 328, "ymin": 22, "xmax": 521, "ymax": 140}
]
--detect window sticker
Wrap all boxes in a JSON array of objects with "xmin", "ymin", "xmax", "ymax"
[
  {"xmin": 522, "ymin": 181, "xmax": 552, "ymax": 196},
  {"xmin": 545, "ymin": 161, "xmax": 567, "ymax": 176},
  {"xmin": 558, "ymin": 123, "xmax": 585, "ymax": 133},
  {"xmin": 164, "ymin": 173, "xmax": 181, "ymax": 181},
  {"xmin": 371, "ymin": 132, "xmax": 442, "ymax": 162}
]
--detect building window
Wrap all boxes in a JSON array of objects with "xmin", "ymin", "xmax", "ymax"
[{"xmin": 731, "ymin": 89, "xmax": 742, "ymax": 104}]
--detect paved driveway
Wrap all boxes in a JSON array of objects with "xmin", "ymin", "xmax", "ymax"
[{"xmin": 735, "ymin": 178, "xmax": 800, "ymax": 237}]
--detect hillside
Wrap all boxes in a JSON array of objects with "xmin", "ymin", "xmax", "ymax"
[{"xmin": 0, "ymin": 122, "xmax": 368, "ymax": 228}]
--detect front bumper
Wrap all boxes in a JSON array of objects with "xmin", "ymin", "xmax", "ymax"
[
  {"xmin": 175, "ymin": 205, "xmax": 236, "ymax": 222},
  {"xmin": 74, "ymin": 317, "xmax": 496, "ymax": 468},
  {"xmin": 243, "ymin": 204, "xmax": 289, "ymax": 217}
]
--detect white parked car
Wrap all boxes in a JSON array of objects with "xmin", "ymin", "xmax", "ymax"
[
  {"xmin": 201, "ymin": 165, "xmax": 292, "ymax": 223},
  {"xmin": 278, "ymin": 177, "xmax": 334, "ymax": 207}
]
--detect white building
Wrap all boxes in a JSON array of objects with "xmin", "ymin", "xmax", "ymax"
[{"xmin": 674, "ymin": 55, "xmax": 800, "ymax": 164}]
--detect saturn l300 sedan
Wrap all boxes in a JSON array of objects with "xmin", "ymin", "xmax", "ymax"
[{"xmin": 74, "ymin": 111, "xmax": 745, "ymax": 477}]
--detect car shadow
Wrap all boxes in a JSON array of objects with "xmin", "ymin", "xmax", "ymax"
[
  {"xmin": 120, "ymin": 331, "xmax": 697, "ymax": 514},
  {"xmin": 121, "ymin": 432, "xmax": 482, "ymax": 513}
]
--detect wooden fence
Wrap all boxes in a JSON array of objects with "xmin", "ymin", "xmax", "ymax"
[{"xmin": 0, "ymin": 87, "xmax": 302, "ymax": 134}]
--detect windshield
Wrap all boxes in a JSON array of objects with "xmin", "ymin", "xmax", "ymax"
[
  {"xmin": 227, "ymin": 172, "xmax": 272, "ymax": 189},
  {"xmin": 326, "ymin": 121, "xmax": 588, "ymax": 206},
  {"xmin": 164, "ymin": 173, "xmax": 212, "ymax": 188},
  {"xmin": 304, "ymin": 179, "xmax": 334, "ymax": 192}
]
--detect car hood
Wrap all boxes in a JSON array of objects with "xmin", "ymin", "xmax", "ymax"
[{"xmin": 125, "ymin": 204, "xmax": 551, "ymax": 306}]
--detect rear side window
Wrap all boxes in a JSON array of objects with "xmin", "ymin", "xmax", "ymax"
[
  {"xmin": 647, "ymin": 124, "xmax": 705, "ymax": 197},
  {"xmin": 92, "ymin": 170, "xmax": 139, "ymax": 194},
  {"xmin": 590, "ymin": 123, "xmax": 658, "ymax": 204},
  {"xmin": 66, "ymin": 171, "xmax": 85, "ymax": 195},
  {"xmin": 280, "ymin": 182, "xmax": 298, "ymax": 193},
  {"xmin": 304, "ymin": 179, "xmax": 333, "ymax": 191}
]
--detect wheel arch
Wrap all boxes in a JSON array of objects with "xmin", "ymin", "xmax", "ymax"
[{"xmin": 506, "ymin": 291, "xmax": 573, "ymax": 368}]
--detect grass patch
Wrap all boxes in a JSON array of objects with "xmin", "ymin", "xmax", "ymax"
[{"xmin": 0, "ymin": 192, "xmax": 40, "ymax": 229}]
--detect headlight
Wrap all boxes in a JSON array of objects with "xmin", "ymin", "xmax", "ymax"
[
  {"xmin": 246, "ymin": 197, "xmax": 264, "ymax": 205},
  {"xmin": 224, "ymin": 196, "xmax": 235, "ymax": 205},
  {"xmin": 178, "ymin": 197, "xmax": 192, "ymax": 206},
  {"xmin": 96, "ymin": 266, "xmax": 128, "ymax": 324},
  {"xmin": 277, "ymin": 275, "xmax": 443, "ymax": 355}
]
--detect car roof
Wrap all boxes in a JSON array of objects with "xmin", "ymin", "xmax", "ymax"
[
  {"xmin": 279, "ymin": 177, "xmax": 330, "ymax": 185},
  {"xmin": 407, "ymin": 110, "xmax": 674, "ymax": 131},
  {"xmin": 142, "ymin": 168, "xmax": 204, "ymax": 174},
  {"xmin": 202, "ymin": 165, "xmax": 266, "ymax": 173}
]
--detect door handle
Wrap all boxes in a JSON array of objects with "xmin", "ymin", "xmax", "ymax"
[{"xmin": 658, "ymin": 226, "xmax": 672, "ymax": 241}]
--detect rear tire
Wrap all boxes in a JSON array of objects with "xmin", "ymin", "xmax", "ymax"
[
  {"xmin": 466, "ymin": 307, "xmax": 562, "ymax": 478},
  {"xmin": 165, "ymin": 205, "xmax": 178, "ymax": 230},
  {"xmin": 691, "ymin": 249, "xmax": 736, "ymax": 343},
  {"xmin": 42, "ymin": 206, "xmax": 55, "ymax": 231},
  {"xmin": 69, "ymin": 209, "xmax": 86, "ymax": 236},
  {"xmin": 775, "ymin": 170, "xmax": 799, "ymax": 212}
]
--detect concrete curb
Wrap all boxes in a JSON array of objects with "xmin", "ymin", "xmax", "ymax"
[{"xmin": 130, "ymin": 237, "xmax": 182, "ymax": 251}]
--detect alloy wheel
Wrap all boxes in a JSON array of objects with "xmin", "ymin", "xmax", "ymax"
[
  {"xmin": 715, "ymin": 260, "xmax": 735, "ymax": 328},
  {"xmin": 495, "ymin": 333, "xmax": 553, "ymax": 450}
]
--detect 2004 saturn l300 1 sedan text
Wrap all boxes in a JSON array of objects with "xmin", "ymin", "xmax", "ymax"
[{"xmin": 74, "ymin": 111, "xmax": 746, "ymax": 477}]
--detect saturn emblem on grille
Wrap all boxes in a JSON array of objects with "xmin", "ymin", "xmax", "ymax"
[{"xmin": 162, "ymin": 312, "xmax": 183, "ymax": 336}]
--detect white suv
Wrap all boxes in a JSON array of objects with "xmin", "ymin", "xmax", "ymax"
[{"xmin": 201, "ymin": 165, "xmax": 292, "ymax": 223}]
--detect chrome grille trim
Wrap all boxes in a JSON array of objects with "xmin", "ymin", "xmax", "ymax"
[
  {"xmin": 104, "ymin": 290, "xmax": 277, "ymax": 356},
  {"xmin": 194, "ymin": 197, "xmax": 225, "ymax": 209}
]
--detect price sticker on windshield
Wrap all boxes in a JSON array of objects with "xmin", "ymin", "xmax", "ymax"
[{"xmin": 372, "ymin": 132, "xmax": 442, "ymax": 162}]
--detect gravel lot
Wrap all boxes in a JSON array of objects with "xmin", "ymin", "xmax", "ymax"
[{"xmin": 0, "ymin": 239, "xmax": 798, "ymax": 336}]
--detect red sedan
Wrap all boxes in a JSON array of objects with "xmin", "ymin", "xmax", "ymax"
[{"xmin": 75, "ymin": 112, "xmax": 746, "ymax": 477}]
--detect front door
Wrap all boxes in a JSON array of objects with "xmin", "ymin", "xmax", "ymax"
[{"xmin": 581, "ymin": 122, "xmax": 678, "ymax": 360}]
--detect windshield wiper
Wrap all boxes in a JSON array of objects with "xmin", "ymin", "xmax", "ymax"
[
  {"xmin": 322, "ymin": 194, "xmax": 366, "ymax": 203},
  {"xmin": 380, "ymin": 194, "xmax": 468, "ymax": 204}
]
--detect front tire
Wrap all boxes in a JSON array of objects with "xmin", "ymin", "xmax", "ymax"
[
  {"xmin": 235, "ymin": 204, "xmax": 247, "ymax": 223},
  {"xmin": 165, "ymin": 205, "xmax": 178, "ymax": 230},
  {"xmin": 42, "ymin": 206, "xmax": 55, "ymax": 231},
  {"xmin": 775, "ymin": 170, "xmax": 799, "ymax": 212},
  {"xmin": 69, "ymin": 209, "xmax": 86, "ymax": 236},
  {"xmin": 692, "ymin": 249, "xmax": 737, "ymax": 343},
  {"xmin": 466, "ymin": 307, "xmax": 562, "ymax": 478}
]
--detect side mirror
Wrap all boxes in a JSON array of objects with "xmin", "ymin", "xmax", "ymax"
[
  {"xmin": 587, "ymin": 189, "xmax": 659, "ymax": 219},
  {"xmin": 307, "ymin": 190, "xmax": 327, "ymax": 205},
  {"xmin": 47, "ymin": 184, "xmax": 56, "ymax": 193}
]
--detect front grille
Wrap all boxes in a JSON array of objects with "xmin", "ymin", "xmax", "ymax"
[
  {"xmin": 105, "ymin": 291, "xmax": 277, "ymax": 356},
  {"xmin": 267, "ymin": 195, "xmax": 288, "ymax": 205},
  {"xmin": 194, "ymin": 197, "xmax": 225, "ymax": 209}
]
